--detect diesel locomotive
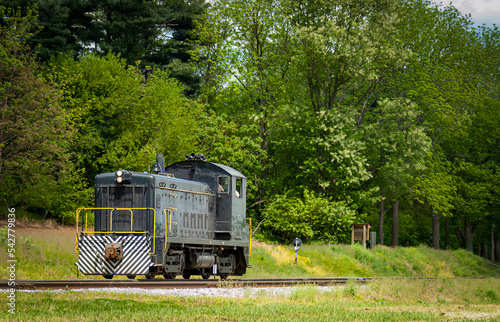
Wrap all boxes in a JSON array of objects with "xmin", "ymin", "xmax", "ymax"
[{"xmin": 75, "ymin": 153, "xmax": 251, "ymax": 280}]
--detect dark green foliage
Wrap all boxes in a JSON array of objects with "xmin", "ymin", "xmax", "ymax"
[
  {"xmin": 0, "ymin": 6, "xmax": 90, "ymax": 220},
  {"xmin": 2, "ymin": 0, "xmax": 93, "ymax": 60},
  {"xmin": 3, "ymin": 0, "xmax": 206, "ymax": 95}
]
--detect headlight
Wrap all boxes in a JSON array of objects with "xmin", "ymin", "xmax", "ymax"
[{"xmin": 115, "ymin": 170, "xmax": 131, "ymax": 184}]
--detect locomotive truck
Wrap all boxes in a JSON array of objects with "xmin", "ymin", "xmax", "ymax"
[{"xmin": 74, "ymin": 153, "xmax": 251, "ymax": 280}]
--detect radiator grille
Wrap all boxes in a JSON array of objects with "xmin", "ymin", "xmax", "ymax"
[{"xmin": 96, "ymin": 185, "xmax": 148, "ymax": 232}]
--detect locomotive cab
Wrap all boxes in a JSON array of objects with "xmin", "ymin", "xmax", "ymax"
[{"xmin": 166, "ymin": 158, "xmax": 247, "ymax": 242}]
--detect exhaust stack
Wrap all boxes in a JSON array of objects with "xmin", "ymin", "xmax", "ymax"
[{"xmin": 155, "ymin": 153, "xmax": 165, "ymax": 174}]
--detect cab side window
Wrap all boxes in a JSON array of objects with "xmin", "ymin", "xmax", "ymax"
[
  {"xmin": 218, "ymin": 176, "xmax": 230, "ymax": 194},
  {"xmin": 235, "ymin": 178, "xmax": 242, "ymax": 198}
]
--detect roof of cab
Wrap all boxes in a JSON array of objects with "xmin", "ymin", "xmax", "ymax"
[
  {"xmin": 211, "ymin": 163, "xmax": 246, "ymax": 179},
  {"xmin": 166, "ymin": 160, "xmax": 246, "ymax": 179}
]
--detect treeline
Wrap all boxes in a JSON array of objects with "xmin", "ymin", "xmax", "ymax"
[{"xmin": 0, "ymin": 0, "xmax": 498, "ymax": 259}]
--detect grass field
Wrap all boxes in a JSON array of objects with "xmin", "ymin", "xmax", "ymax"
[
  {"xmin": 0, "ymin": 221, "xmax": 499, "ymax": 320},
  {"xmin": 0, "ymin": 221, "xmax": 498, "ymax": 279},
  {"xmin": 1, "ymin": 278, "xmax": 499, "ymax": 320}
]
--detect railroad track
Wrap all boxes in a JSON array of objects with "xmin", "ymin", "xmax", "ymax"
[
  {"xmin": 1, "ymin": 276, "xmax": 497, "ymax": 291},
  {"xmin": 1, "ymin": 277, "xmax": 359, "ymax": 290}
]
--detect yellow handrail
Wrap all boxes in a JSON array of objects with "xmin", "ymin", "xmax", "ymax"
[
  {"xmin": 75, "ymin": 207, "xmax": 156, "ymax": 254},
  {"xmin": 158, "ymin": 173, "xmax": 175, "ymax": 177},
  {"xmin": 158, "ymin": 186, "xmax": 215, "ymax": 196},
  {"xmin": 163, "ymin": 208, "xmax": 177, "ymax": 250},
  {"xmin": 110, "ymin": 208, "xmax": 133, "ymax": 232},
  {"xmin": 246, "ymin": 218, "xmax": 252, "ymax": 256}
]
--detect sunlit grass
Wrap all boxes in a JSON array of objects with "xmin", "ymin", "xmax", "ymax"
[
  {"xmin": 1, "ymin": 278, "xmax": 499, "ymax": 320},
  {"xmin": 244, "ymin": 241, "xmax": 497, "ymax": 279},
  {"xmin": 0, "ymin": 223, "xmax": 498, "ymax": 280}
]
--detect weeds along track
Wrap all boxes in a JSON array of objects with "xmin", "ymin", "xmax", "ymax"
[{"xmin": 1, "ymin": 277, "xmax": 498, "ymax": 290}]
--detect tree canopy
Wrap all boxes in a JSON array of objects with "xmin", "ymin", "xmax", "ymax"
[{"xmin": 0, "ymin": 0, "xmax": 498, "ymax": 259}]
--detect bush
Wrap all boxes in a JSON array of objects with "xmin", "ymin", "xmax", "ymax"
[{"xmin": 262, "ymin": 190, "xmax": 356, "ymax": 243}]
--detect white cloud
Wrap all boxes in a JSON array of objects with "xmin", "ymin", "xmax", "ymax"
[{"xmin": 450, "ymin": 0, "xmax": 500, "ymax": 26}]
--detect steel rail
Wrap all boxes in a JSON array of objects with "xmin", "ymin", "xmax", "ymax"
[
  {"xmin": 1, "ymin": 276, "xmax": 498, "ymax": 291},
  {"xmin": 0, "ymin": 277, "xmax": 358, "ymax": 290}
]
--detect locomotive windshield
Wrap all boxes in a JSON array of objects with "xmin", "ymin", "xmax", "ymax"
[{"xmin": 95, "ymin": 184, "xmax": 149, "ymax": 232}]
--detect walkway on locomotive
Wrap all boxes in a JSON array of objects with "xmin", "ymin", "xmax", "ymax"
[{"xmin": 75, "ymin": 171, "xmax": 159, "ymax": 276}]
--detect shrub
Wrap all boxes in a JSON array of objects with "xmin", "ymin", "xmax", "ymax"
[{"xmin": 262, "ymin": 190, "xmax": 355, "ymax": 243}]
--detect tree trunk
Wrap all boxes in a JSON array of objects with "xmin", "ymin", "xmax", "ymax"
[
  {"xmin": 496, "ymin": 233, "xmax": 500, "ymax": 263},
  {"xmin": 392, "ymin": 198, "xmax": 399, "ymax": 247},
  {"xmin": 445, "ymin": 217, "xmax": 450, "ymax": 249},
  {"xmin": 492, "ymin": 224, "xmax": 495, "ymax": 262},
  {"xmin": 464, "ymin": 220, "xmax": 476, "ymax": 252},
  {"xmin": 476, "ymin": 231, "xmax": 482, "ymax": 255},
  {"xmin": 432, "ymin": 207, "xmax": 440, "ymax": 250},
  {"xmin": 379, "ymin": 187, "xmax": 390, "ymax": 246},
  {"xmin": 454, "ymin": 224, "xmax": 465, "ymax": 249},
  {"xmin": 483, "ymin": 239, "xmax": 488, "ymax": 259}
]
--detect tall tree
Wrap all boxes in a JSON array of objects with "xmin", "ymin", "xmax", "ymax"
[
  {"xmin": 412, "ymin": 148, "xmax": 456, "ymax": 249},
  {"xmin": 2, "ymin": 0, "xmax": 93, "ymax": 60},
  {"xmin": 0, "ymin": 6, "xmax": 89, "ymax": 219},
  {"xmin": 291, "ymin": 0, "xmax": 406, "ymax": 114},
  {"xmin": 85, "ymin": 0, "xmax": 206, "ymax": 95},
  {"xmin": 270, "ymin": 103, "xmax": 371, "ymax": 203},
  {"xmin": 368, "ymin": 0, "xmax": 483, "ymax": 247},
  {"xmin": 362, "ymin": 99, "xmax": 431, "ymax": 246},
  {"xmin": 452, "ymin": 162, "xmax": 497, "ymax": 252},
  {"xmin": 46, "ymin": 53, "xmax": 200, "ymax": 184},
  {"xmin": 196, "ymin": 0, "xmax": 296, "ymax": 152},
  {"xmin": 4, "ymin": 0, "xmax": 206, "ymax": 95}
]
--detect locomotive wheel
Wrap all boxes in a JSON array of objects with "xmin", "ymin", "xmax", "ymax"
[
  {"xmin": 220, "ymin": 274, "xmax": 229, "ymax": 281},
  {"xmin": 103, "ymin": 275, "xmax": 114, "ymax": 279},
  {"xmin": 126, "ymin": 275, "xmax": 136, "ymax": 280},
  {"xmin": 182, "ymin": 273, "xmax": 191, "ymax": 280},
  {"xmin": 163, "ymin": 272, "xmax": 176, "ymax": 279},
  {"xmin": 145, "ymin": 273, "xmax": 154, "ymax": 279},
  {"xmin": 201, "ymin": 268, "xmax": 211, "ymax": 280}
]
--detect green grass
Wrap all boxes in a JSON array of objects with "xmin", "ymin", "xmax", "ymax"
[
  {"xmin": 0, "ymin": 224, "xmax": 498, "ymax": 279},
  {"xmin": 0, "ymin": 226, "xmax": 94, "ymax": 280},
  {"xmin": 1, "ymin": 278, "xmax": 499, "ymax": 320},
  {"xmin": 1, "ymin": 225, "xmax": 499, "ymax": 320},
  {"xmin": 245, "ymin": 242, "xmax": 499, "ymax": 278}
]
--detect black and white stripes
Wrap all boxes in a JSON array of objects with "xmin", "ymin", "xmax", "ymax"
[{"xmin": 75, "ymin": 234, "xmax": 154, "ymax": 275}]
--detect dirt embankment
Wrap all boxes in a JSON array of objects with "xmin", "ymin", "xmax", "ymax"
[{"xmin": 0, "ymin": 219, "xmax": 77, "ymax": 237}]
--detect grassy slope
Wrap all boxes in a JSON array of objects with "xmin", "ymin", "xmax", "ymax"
[
  {"xmin": 1, "ymin": 226, "xmax": 499, "ymax": 320},
  {"xmin": 0, "ymin": 225, "xmax": 498, "ymax": 279},
  {"xmin": 244, "ymin": 242, "xmax": 499, "ymax": 278}
]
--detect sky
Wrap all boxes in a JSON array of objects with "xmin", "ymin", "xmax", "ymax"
[{"xmin": 450, "ymin": 0, "xmax": 500, "ymax": 27}]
